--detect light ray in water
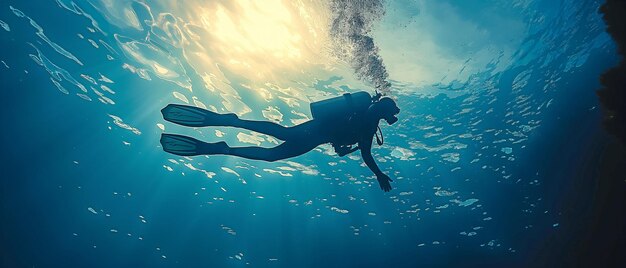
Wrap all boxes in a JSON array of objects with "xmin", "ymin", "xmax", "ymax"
[{"xmin": 0, "ymin": 0, "xmax": 620, "ymax": 266}]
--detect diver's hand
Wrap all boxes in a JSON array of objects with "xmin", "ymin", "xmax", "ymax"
[{"xmin": 376, "ymin": 174, "xmax": 393, "ymax": 192}]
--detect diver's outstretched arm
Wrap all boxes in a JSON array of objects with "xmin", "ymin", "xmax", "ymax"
[{"xmin": 359, "ymin": 137, "xmax": 392, "ymax": 192}]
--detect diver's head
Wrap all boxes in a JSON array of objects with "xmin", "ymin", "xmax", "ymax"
[{"xmin": 373, "ymin": 97, "xmax": 400, "ymax": 125}]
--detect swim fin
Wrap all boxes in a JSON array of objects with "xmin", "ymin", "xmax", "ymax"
[
  {"xmin": 161, "ymin": 104, "xmax": 238, "ymax": 127},
  {"xmin": 160, "ymin": 133, "xmax": 228, "ymax": 156}
]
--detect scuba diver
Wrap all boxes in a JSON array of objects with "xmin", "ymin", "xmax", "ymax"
[{"xmin": 160, "ymin": 91, "xmax": 400, "ymax": 192}]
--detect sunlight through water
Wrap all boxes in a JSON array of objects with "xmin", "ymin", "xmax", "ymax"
[{"xmin": 0, "ymin": 0, "xmax": 619, "ymax": 266}]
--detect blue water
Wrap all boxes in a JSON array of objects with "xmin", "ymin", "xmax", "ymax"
[{"xmin": 0, "ymin": 0, "xmax": 619, "ymax": 267}]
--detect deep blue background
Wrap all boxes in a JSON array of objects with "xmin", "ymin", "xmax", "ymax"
[{"xmin": 1, "ymin": 0, "xmax": 624, "ymax": 267}]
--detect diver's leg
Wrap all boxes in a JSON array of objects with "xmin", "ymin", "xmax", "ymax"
[
  {"xmin": 231, "ymin": 119, "xmax": 291, "ymax": 140},
  {"xmin": 231, "ymin": 120, "xmax": 316, "ymax": 141},
  {"xmin": 225, "ymin": 140, "xmax": 319, "ymax": 162},
  {"xmin": 161, "ymin": 104, "xmax": 317, "ymax": 141}
]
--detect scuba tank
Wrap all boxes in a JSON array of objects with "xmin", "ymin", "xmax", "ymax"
[
  {"xmin": 310, "ymin": 91, "xmax": 372, "ymax": 121},
  {"xmin": 310, "ymin": 91, "xmax": 387, "ymax": 157}
]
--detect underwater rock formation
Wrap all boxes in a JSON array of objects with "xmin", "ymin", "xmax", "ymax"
[{"xmin": 598, "ymin": 0, "xmax": 626, "ymax": 145}]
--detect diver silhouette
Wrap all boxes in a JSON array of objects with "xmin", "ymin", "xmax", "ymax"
[{"xmin": 160, "ymin": 91, "xmax": 400, "ymax": 192}]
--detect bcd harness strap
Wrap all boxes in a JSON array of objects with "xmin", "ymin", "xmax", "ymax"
[
  {"xmin": 373, "ymin": 90, "xmax": 385, "ymax": 146},
  {"xmin": 344, "ymin": 92, "xmax": 384, "ymax": 147},
  {"xmin": 343, "ymin": 93, "xmax": 354, "ymax": 115},
  {"xmin": 375, "ymin": 126, "xmax": 384, "ymax": 146}
]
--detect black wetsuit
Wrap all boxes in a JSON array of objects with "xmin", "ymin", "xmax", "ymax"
[
  {"xmin": 221, "ymin": 105, "xmax": 379, "ymax": 162},
  {"xmin": 160, "ymin": 100, "xmax": 394, "ymax": 191}
]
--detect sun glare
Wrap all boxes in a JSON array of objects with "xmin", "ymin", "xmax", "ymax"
[
  {"xmin": 216, "ymin": 1, "xmax": 301, "ymax": 58},
  {"xmin": 191, "ymin": 0, "xmax": 328, "ymax": 79}
]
